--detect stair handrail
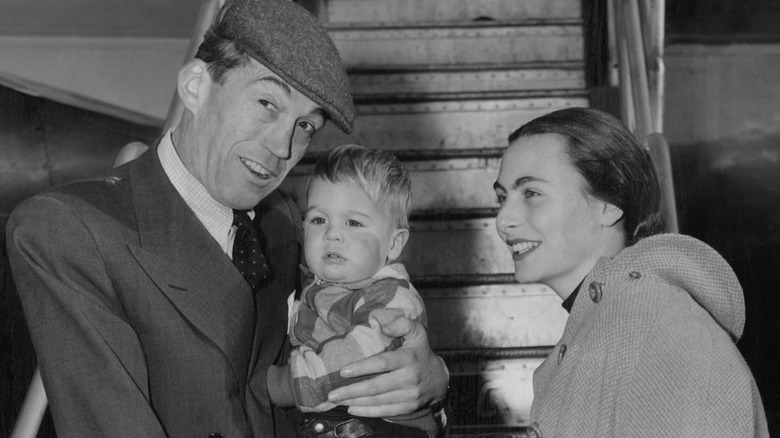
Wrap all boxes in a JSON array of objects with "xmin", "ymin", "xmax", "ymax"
[{"xmin": 607, "ymin": 0, "xmax": 678, "ymax": 233}]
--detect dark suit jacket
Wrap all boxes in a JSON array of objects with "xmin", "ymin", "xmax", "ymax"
[{"xmin": 6, "ymin": 146, "xmax": 302, "ymax": 437}]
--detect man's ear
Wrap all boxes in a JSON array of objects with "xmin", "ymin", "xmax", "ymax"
[
  {"xmin": 600, "ymin": 202, "xmax": 624, "ymax": 228},
  {"xmin": 387, "ymin": 228, "xmax": 410, "ymax": 262},
  {"xmin": 177, "ymin": 59, "xmax": 211, "ymax": 113}
]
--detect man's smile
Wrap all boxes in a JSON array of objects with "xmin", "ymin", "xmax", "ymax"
[{"xmin": 240, "ymin": 157, "xmax": 276, "ymax": 179}]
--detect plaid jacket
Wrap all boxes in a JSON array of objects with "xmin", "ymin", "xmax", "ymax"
[{"xmin": 288, "ymin": 263, "xmax": 427, "ymax": 411}]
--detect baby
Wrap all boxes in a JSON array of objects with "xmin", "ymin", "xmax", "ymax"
[{"xmin": 270, "ymin": 144, "xmax": 437, "ymax": 437}]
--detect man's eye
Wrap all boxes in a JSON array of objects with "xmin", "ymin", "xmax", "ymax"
[
  {"xmin": 298, "ymin": 121, "xmax": 316, "ymax": 135},
  {"xmin": 259, "ymin": 99, "xmax": 275, "ymax": 109},
  {"xmin": 346, "ymin": 219, "xmax": 362, "ymax": 227}
]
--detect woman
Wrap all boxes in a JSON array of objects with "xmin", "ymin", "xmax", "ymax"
[{"xmin": 494, "ymin": 108, "xmax": 768, "ymax": 437}]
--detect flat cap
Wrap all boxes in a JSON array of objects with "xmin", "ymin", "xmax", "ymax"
[{"xmin": 220, "ymin": 0, "xmax": 354, "ymax": 133}]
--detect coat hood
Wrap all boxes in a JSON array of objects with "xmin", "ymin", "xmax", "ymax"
[{"xmin": 612, "ymin": 234, "xmax": 745, "ymax": 340}]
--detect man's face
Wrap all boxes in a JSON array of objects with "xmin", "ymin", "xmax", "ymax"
[{"xmin": 184, "ymin": 59, "xmax": 325, "ymax": 210}]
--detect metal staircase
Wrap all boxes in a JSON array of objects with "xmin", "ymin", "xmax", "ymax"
[{"xmin": 282, "ymin": 0, "xmax": 588, "ymax": 435}]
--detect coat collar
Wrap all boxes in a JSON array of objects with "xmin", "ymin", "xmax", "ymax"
[{"xmin": 126, "ymin": 146, "xmax": 255, "ymax": 383}]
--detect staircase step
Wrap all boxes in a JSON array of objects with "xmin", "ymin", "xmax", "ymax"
[
  {"xmin": 450, "ymin": 427, "xmax": 533, "ymax": 438},
  {"xmin": 350, "ymin": 63, "xmax": 586, "ymax": 98},
  {"xmin": 422, "ymin": 282, "xmax": 567, "ymax": 350},
  {"xmin": 401, "ymin": 217, "xmax": 511, "ymax": 276},
  {"xmin": 328, "ymin": 21, "xmax": 583, "ymax": 67},
  {"xmin": 440, "ymin": 348, "xmax": 555, "ymax": 430},
  {"xmin": 308, "ymin": 96, "xmax": 589, "ymax": 152},
  {"xmin": 321, "ymin": 0, "xmax": 581, "ymax": 24},
  {"xmin": 282, "ymin": 153, "xmax": 504, "ymax": 211}
]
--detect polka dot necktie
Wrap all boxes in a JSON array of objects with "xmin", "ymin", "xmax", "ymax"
[{"xmin": 231, "ymin": 209, "xmax": 270, "ymax": 292}]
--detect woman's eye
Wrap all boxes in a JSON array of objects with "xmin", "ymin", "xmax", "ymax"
[
  {"xmin": 524, "ymin": 189, "xmax": 540, "ymax": 198},
  {"xmin": 495, "ymin": 193, "xmax": 506, "ymax": 205},
  {"xmin": 346, "ymin": 219, "xmax": 363, "ymax": 227}
]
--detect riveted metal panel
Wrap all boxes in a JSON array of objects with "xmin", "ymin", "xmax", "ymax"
[
  {"xmin": 441, "ymin": 349, "xmax": 556, "ymax": 430},
  {"xmin": 401, "ymin": 218, "xmax": 514, "ymax": 276},
  {"xmin": 309, "ymin": 96, "xmax": 590, "ymax": 152},
  {"xmin": 350, "ymin": 66, "xmax": 586, "ymax": 96},
  {"xmin": 329, "ymin": 24, "xmax": 584, "ymax": 67},
  {"xmin": 424, "ymin": 283, "xmax": 567, "ymax": 350},
  {"xmin": 280, "ymin": 157, "xmax": 502, "ymax": 211},
  {"xmin": 324, "ymin": 0, "xmax": 581, "ymax": 23}
]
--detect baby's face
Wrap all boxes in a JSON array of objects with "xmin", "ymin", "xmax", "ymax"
[{"xmin": 304, "ymin": 179, "xmax": 404, "ymax": 283}]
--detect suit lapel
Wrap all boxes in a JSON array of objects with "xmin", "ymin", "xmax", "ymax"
[
  {"xmin": 246, "ymin": 193, "xmax": 301, "ymax": 382},
  {"xmin": 126, "ymin": 148, "xmax": 255, "ymax": 384}
]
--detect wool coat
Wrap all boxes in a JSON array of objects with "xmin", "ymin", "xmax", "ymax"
[
  {"xmin": 6, "ymin": 146, "xmax": 302, "ymax": 437},
  {"xmin": 528, "ymin": 234, "xmax": 768, "ymax": 437}
]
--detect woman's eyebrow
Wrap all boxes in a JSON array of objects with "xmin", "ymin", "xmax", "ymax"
[{"xmin": 494, "ymin": 176, "xmax": 545, "ymax": 192}]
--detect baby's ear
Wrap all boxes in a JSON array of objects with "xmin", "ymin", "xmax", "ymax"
[{"xmin": 387, "ymin": 228, "xmax": 410, "ymax": 262}]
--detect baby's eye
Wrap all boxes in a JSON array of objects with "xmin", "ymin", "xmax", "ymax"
[
  {"xmin": 310, "ymin": 217, "xmax": 326, "ymax": 225},
  {"xmin": 346, "ymin": 219, "xmax": 363, "ymax": 227}
]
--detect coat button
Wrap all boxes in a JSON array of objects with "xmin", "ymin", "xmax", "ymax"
[
  {"xmin": 313, "ymin": 421, "xmax": 326, "ymax": 433},
  {"xmin": 557, "ymin": 344, "xmax": 567, "ymax": 365},
  {"xmin": 208, "ymin": 434, "xmax": 224, "ymax": 438},
  {"xmin": 588, "ymin": 281, "xmax": 603, "ymax": 303},
  {"xmin": 629, "ymin": 271, "xmax": 642, "ymax": 279},
  {"xmin": 528, "ymin": 421, "xmax": 543, "ymax": 438}
]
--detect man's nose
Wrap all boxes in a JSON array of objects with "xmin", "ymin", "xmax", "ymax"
[{"xmin": 265, "ymin": 120, "xmax": 296, "ymax": 160}]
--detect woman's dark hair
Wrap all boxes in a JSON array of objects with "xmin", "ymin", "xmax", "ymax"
[{"xmin": 508, "ymin": 107, "xmax": 665, "ymax": 244}]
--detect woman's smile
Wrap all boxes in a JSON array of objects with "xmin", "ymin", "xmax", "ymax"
[{"xmin": 508, "ymin": 239, "xmax": 541, "ymax": 261}]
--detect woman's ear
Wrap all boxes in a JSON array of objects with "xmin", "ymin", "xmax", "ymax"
[
  {"xmin": 387, "ymin": 228, "xmax": 410, "ymax": 262},
  {"xmin": 177, "ymin": 59, "xmax": 211, "ymax": 113},
  {"xmin": 600, "ymin": 202, "xmax": 624, "ymax": 228}
]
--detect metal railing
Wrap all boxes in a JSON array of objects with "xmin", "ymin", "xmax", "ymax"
[{"xmin": 608, "ymin": 0, "xmax": 678, "ymax": 232}]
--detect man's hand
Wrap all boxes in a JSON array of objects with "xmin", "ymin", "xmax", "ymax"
[{"xmin": 326, "ymin": 317, "xmax": 449, "ymax": 417}]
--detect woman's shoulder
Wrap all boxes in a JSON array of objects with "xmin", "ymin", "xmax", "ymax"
[{"xmin": 598, "ymin": 233, "xmax": 745, "ymax": 341}]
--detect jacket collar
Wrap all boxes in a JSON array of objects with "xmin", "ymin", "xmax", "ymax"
[{"xmin": 126, "ymin": 145, "xmax": 256, "ymax": 383}]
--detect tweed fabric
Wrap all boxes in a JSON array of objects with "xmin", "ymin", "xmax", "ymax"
[
  {"xmin": 221, "ymin": 0, "xmax": 354, "ymax": 133},
  {"xmin": 289, "ymin": 263, "xmax": 427, "ymax": 410},
  {"xmin": 529, "ymin": 234, "xmax": 769, "ymax": 437}
]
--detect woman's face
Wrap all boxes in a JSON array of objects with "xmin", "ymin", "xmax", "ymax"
[{"xmin": 494, "ymin": 133, "xmax": 622, "ymax": 296}]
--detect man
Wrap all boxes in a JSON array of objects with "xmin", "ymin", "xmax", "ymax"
[{"xmin": 6, "ymin": 1, "xmax": 448, "ymax": 436}]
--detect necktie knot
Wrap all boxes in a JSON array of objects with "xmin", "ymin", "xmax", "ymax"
[{"xmin": 232, "ymin": 209, "xmax": 270, "ymax": 291}]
